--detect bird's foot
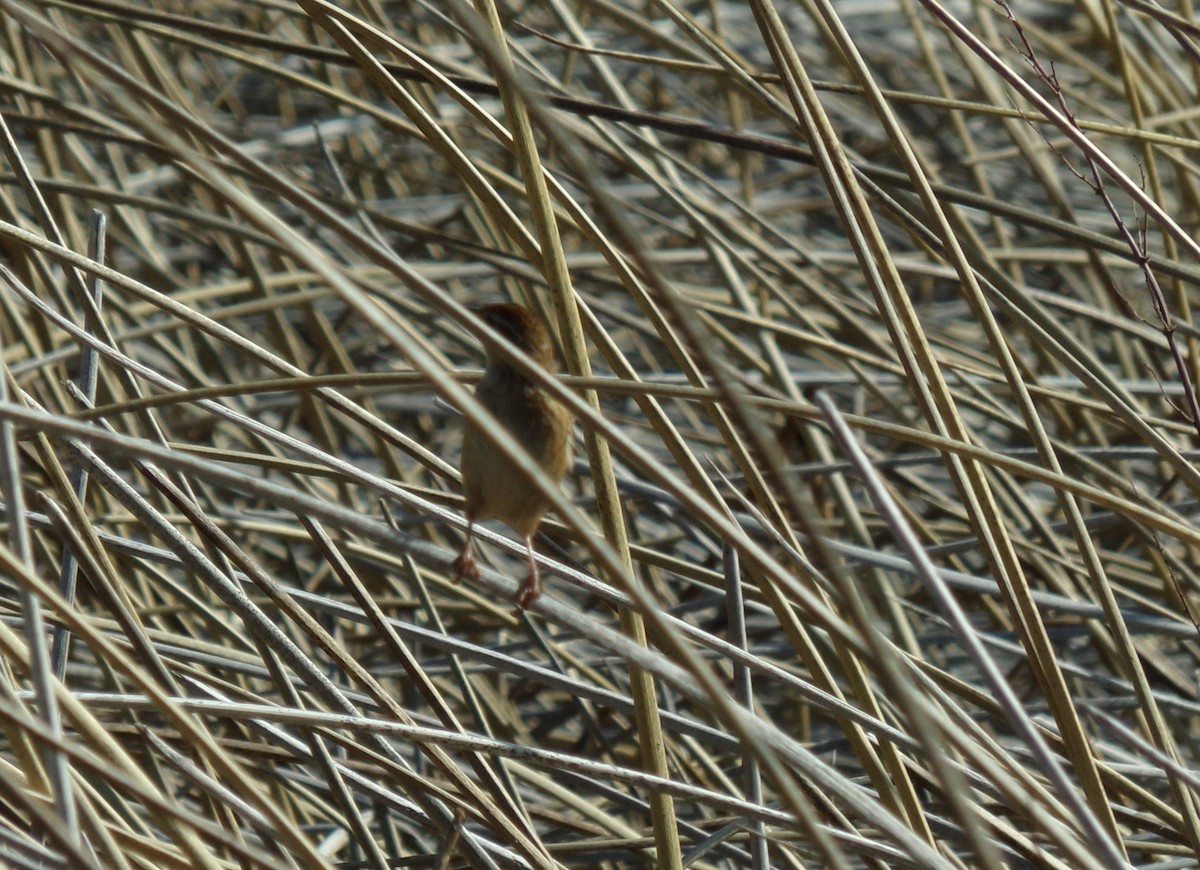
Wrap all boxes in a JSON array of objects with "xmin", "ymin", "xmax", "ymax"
[
  {"xmin": 513, "ymin": 572, "xmax": 543, "ymax": 609},
  {"xmin": 452, "ymin": 551, "xmax": 479, "ymax": 583}
]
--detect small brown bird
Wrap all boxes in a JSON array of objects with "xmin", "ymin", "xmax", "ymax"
[{"xmin": 453, "ymin": 303, "xmax": 572, "ymax": 608}]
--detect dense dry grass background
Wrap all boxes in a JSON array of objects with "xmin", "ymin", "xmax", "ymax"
[{"xmin": 0, "ymin": 0, "xmax": 1196, "ymax": 867}]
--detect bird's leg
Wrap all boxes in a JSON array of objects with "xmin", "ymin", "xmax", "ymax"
[
  {"xmin": 513, "ymin": 537, "xmax": 543, "ymax": 609},
  {"xmin": 452, "ymin": 518, "xmax": 479, "ymax": 582}
]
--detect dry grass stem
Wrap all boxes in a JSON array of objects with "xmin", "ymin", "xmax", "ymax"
[{"xmin": 0, "ymin": 0, "xmax": 1194, "ymax": 867}]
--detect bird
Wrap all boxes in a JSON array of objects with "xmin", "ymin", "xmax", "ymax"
[{"xmin": 453, "ymin": 302, "xmax": 572, "ymax": 608}]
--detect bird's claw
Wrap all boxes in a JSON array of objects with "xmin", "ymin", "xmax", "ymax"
[
  {"xmin": 452, "ymin": 552, "xmax": 479, "ymax": 583},
  {"xmin": 513, "ymin": 573, "xmax": 542, "ymax": 609}
]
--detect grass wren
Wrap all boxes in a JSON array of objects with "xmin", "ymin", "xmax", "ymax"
[{"xmin": 453, "ymin": 303, "xmax": 572, "ymax": 607}]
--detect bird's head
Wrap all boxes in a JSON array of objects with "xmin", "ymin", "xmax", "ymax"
[{"xmin": 472, "ymin": 303, "xmax": 554, "ymax": 366}]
